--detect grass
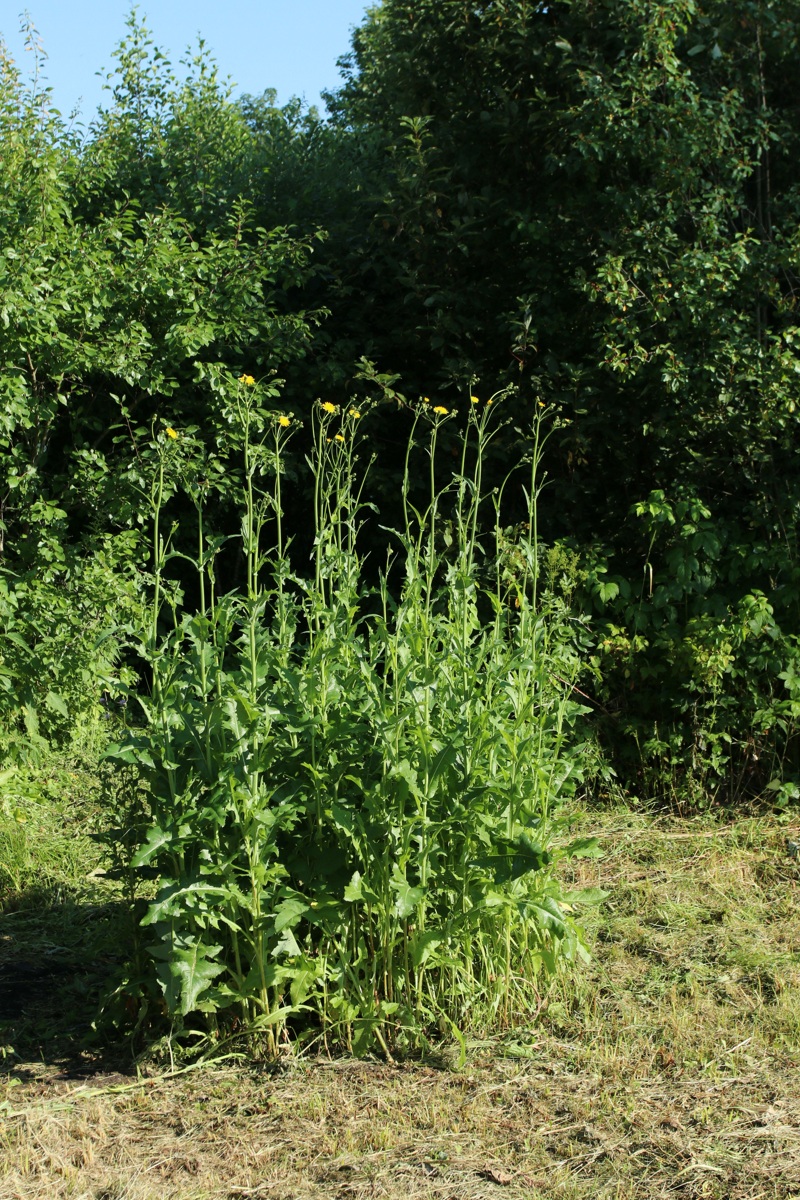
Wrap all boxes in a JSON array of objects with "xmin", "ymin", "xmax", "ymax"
[
  {"xmin": 0, "ymin": 757, "xmax": 132, "ymax": 1069},
  {"xmin": 2, "ymin": 798, "xmax": 799, "ymax": 1199}
]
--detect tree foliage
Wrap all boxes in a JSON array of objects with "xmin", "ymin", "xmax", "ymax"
[{"xmin": 322, "ymin": 0, "xmax": 800, "ymax": 800}]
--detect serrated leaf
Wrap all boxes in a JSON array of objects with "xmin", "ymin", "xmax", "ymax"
[
  {"xmin": 44, "ymin": 690, "xmax": 68, "ymax": 717},
  {"xmin": 273, "ymin": 895, "xmax": 309, "ymax": 932},
  {"xmin": 131, "ymin": 825, "xmax": 172, "ymax": 867},
  {"xmin": 478, "ymin": 833, "xmax": 552, "ymax": 884},
  {"xmin": 390, "ymin": 863, "xmax": 425, "ymax": 918},
  {"xmin": 151, "ymin": 936, "xmax": 224, "ymax": 1016},
  {"xmin": 289, "ymin": 959, "xmax": 321, "ymax": 1007},
  {"xmin": 344, "ymin": 870, "xmax": 364, "ymax": 902}
]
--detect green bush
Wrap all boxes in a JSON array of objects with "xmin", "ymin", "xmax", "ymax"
[
  {"xmin": 582, "ymin": 490, "xmax": 800, "ymax": 807},
  {"xmin": 108, "ymin": 383, "xmax": 600, "ymax": 1056},
  {"xmin": 0, "ymin": 535, "xmax": 142, "ymax": 760}
]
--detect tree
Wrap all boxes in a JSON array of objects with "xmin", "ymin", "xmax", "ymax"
[
  {"xmin": 0, "ymin": 22, "xmax": 321, "ymax": 749},
  {"xmin": 321, "ymin": 0, "xmax": 800, "ymax": 799}
]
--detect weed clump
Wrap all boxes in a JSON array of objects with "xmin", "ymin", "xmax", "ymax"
[{"xmin": 106, "ymin": 384, "xmax": 599, "ymax": 1056}]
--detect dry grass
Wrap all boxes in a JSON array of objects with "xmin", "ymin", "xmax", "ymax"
[{"xmin": 1, "ymin": 804, "xmax": 799, "ymax": 1200}]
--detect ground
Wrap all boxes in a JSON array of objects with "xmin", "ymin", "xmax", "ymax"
[{"xmin": 1, "ymin": 782, "xmax": 799, "ymax": 1199}]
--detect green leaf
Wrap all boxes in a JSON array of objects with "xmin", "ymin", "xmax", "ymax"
[
  {"xmin": 561, "ymin": 837, "xmax": 603, "ymax": 860},
  {"xmin": 331, "ymin": 801, "xmax": 356, "ymax": 836},
  {"xmin": 44, "ymin": 690, "xmax": 68, "ymax": 717},
  {"xmin": 131, "ymin": 825, "xmax": 172, "ymax": 868},
  {"xmin": 409, "ymin": 929, "xmax": 444, "ymax": 968},
  {"xmin": 150, "ymin": 936, "xmax": 224, "ymax": 1016},
  {"xmin": 561, "ymin": 887, "xmax": 608, "ymax": 906},
  {"xmin": 529, "ymin": 898, "xmax": 569, "ymax": 940},
  {"xmin": 428, "ymin": 740, "xmax": 459, "ymax": 784},
  {"xmin": 344, "ymin": 870, "xmax": 364, "ymax": 902},
  {"xmin": 273, "ymin": 895, "xmax": 309, "ymax": 932},
  {"xmin": 272, "ymin": 927, "xmax": 302, "ymax": 958},
  {"xmin": 290, "ymin": 959, "xmax": 321, "ymax": 1007},
  {"xmin": 390, "ymin": 863, "xmax": 425, "ymax": 918},
  {"xmin": 478, "ymin": 833, "xmax": 552, "ymax": 884}
]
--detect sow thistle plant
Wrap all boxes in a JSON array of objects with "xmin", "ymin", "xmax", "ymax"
[{"xmin": 109, "ymin": 379, "xmax": 601, "ymax": 1057}]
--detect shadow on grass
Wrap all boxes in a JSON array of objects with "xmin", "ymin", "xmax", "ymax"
[{"xmin": 0, "ymin": 885, "xmax": 139, "ymax": 1082}]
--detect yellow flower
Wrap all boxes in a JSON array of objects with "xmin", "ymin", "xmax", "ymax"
[
  {"xmin": 239, "ymin": 374, "xmax": 256, "ymax": 386},
  {"xmin": 470, "ymin": 395, "xmax": 480, "ymax": 405},
  {"xmin": 349, "ymin": 408, "xmax": 361, "ymax": 419},
  {"xmin": 165, "ymin": 427, "xmax": 178, "ymax": 439},
  {"xmin": 335, "ymin": 433, "xmax": 345, "ymax": 443},
  {"xmin": 538, "ymin": 400, "xmax": 546, "ymax": 408},
  {"xmin": 433, "ymin": 405, "xmax": 449, "ymax": 416},
  {"xmin": 278, "ymin": 415, "xmax": 291, "ymax": 427},
  {"xmin": 422, "ymin": 396, "xmax": 430, "ymax": 404},
  {"xmin": 321, "ymin": 401, "xmax": 337, "ymax": 414}
]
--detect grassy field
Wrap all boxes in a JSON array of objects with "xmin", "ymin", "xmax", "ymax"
[{"xmin": 1, "ymin": 773, "xmax": 799, "ymax": 1200}]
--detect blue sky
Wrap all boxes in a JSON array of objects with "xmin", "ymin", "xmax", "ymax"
[{"xmin": 1, "ymin": 1, "xmax": 373, "ymax": 121}]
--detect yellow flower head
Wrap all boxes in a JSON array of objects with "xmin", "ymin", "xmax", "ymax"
[
  {"xmin": 278, "ymin": 415, "xmax": 291, "ymax": 428},
  {"xmin": 239, "ymin": 374, "xmax": 256, "ymax": 386},
  {"xmin": 335, "ymin": 433, "xmax": 345, "ymax": 443},
  {"xmin": 433, "ymin": 405, "xmax": 449, "ymax": 416},
  {"xmin": 538, "ymin": 400, "xmax": 546, "ymax": 408},
  {"xmin": 470, "ymin": 395, "xmax": 480, "ymax": 405},
  {"xmin": 321, "ymin": 401, "xmax": 337, "ymax": 414},
  {"xmin": 422, "ymin": 396, "xmax": 430, "ymax": 404},
  {"xmin": 165, "ymin": 426, "xmax": 178, "ymax": 440},
  {"xmin": 349, "ymin": 408, "xmax": 361, "ymax": 419}
]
